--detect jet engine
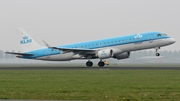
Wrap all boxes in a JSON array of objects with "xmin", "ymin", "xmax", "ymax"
[
  {"xmin": 113, "ymin": 52, "xmax": 130, "ymax": 60},
  {"xmin": 97, "ymin": 49, "xmax": 113, "ymax": 59}
]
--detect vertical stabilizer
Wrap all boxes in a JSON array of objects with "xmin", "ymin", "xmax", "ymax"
[{"xmin": 16, "ymin": 28, "xmax": 42, "ymax": 52}]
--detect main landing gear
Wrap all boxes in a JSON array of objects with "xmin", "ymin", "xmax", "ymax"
[
  {"xmin": 155, "ymin": 47, "xmax": 160, "ymax": 57},
  {"xmin": 86, "ymin": 60, "xmax": 106, "ymax": 67},
  {"xmin": 86, "ymin": 61, "xmax": 93, "ymax": 67},
  {"xmin": 98, "ymin": 60, "xmax": 105, "ymax": 67}
]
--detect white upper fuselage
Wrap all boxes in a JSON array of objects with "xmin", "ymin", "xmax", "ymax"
[{"xmin": 22, "ymin": 32, "xmax": 175, "ymax": 61}]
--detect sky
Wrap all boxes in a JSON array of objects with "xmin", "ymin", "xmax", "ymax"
[{"xmin": 0, "ymin": 0, "xmax": 179, "ymax": 52}]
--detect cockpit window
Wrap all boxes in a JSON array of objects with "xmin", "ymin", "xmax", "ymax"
[
  {"xmin": 157, "ymin": 33, "xmax": 167, "ymax": 37},
  {"xmin": 162, "ymin": 33, "xmax": 167, "ymax": 36}
]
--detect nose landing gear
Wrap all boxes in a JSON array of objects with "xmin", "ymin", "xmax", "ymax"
[
  {"xmin": 155, "ymin": 47, "xmax": 160, "ymax": 57},
  {"xmin": 156, "ymin": 53, "xmax": 160, "ymax": 56}
]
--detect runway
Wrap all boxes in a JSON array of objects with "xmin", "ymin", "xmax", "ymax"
[{"xmin": 0, "ymin": 67, "xmax": 180, "ymax": 70}]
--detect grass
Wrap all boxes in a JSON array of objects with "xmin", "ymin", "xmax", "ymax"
[{"xmin": 0, "ymin": 70, "xmax": 180, "ymax": 101}]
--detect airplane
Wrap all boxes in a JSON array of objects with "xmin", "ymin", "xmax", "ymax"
[{"xmin": 6, "ymin": 28, "xmax": 176, "ymax": 67}]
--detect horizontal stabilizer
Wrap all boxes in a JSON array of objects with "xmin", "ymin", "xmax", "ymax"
[{"xmin": 5, "ymin": 52, "xmax": 34, "ymax": 56}]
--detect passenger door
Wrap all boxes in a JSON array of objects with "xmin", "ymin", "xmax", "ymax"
[
  {"xmin": 46, "ymin": 50, "xmax": 50, "ymax": 58},
  {"xmin": 148, "ymin": 34, "xmax": 154, "ymax": 43}
]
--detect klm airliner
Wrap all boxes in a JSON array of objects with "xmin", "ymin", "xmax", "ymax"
[{"xmin": 6, "ymin": 28, "xmax": 176, "ymax": 67}]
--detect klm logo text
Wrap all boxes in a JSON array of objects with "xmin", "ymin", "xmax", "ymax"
[
  {"xmin": 20, "ymin": 36, "xmax": 32, "ymax": 44},
  {"xmin": 134, "ymin": 34, "xmax": 143, "ymax": 39}
]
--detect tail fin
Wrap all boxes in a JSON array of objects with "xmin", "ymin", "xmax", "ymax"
[{"xmin": 16, "ymin": 28, "xmax": 42, "ymax": 52}]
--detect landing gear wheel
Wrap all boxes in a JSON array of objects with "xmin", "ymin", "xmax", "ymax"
[
  {"xmin": 86, "ymin": 61, "xmax": 93, "ymax": 67},
  {"xmin": 98, "ymin": 61, "xmax": 105, "ymax": 67},
  {"xmin": 155, "ymin": 47, "xmax": 160, "ymax": 57},
  {"xmin": 156, "ymin": 53, "xmax": 160, "ymax": 57}
]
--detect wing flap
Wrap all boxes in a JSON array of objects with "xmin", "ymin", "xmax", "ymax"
[{"xmin": 42, "ymin": 40, "xmax": 97, "ymax": 54}]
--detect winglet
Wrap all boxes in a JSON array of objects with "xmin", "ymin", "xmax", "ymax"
[
  {"xmin": 42, "ymin": 40, "xmax": 59, "ymax": 50},
  {"xmin": 42, "ymin": 40, "xmax": 51, "ymax": 47}
]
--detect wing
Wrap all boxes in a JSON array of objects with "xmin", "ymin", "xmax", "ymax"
[
  {"xmin": 5, "ymin": 52, "xmax": 34, "ymax": 56},
  {"xmin": 42, "ymin": 40, "xmax": 97, "ymax": 54}
]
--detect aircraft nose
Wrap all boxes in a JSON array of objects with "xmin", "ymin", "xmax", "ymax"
[{"xmin": 169, "ymin": 38, "xmax": 176, "ymax": 44}]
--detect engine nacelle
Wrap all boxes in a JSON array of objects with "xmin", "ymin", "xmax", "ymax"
[
  {"xmin": 113, "ymin": 52, "xmax": 130, "ymax": 60},
  {"xmin": 97, "ymin": 49, "xmax": 113, "ymax": 59}
]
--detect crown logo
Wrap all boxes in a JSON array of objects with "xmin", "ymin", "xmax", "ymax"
[
  {"xmin": 23, "ymin": 36, "xmax": 28, "ymax": 39},
  {"xmin": 20, "ymin": 36, "xmax": 32, "ymax": 44}
]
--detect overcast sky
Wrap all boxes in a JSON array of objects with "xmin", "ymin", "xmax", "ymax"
[{"xmin": 0, "ymin": 0, "xmax": 179, "ymax": 52}]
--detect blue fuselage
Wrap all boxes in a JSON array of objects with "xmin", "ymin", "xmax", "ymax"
[{"xmin": 23, "ymin": 32, "xmax": 173, "ymax": 60}]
